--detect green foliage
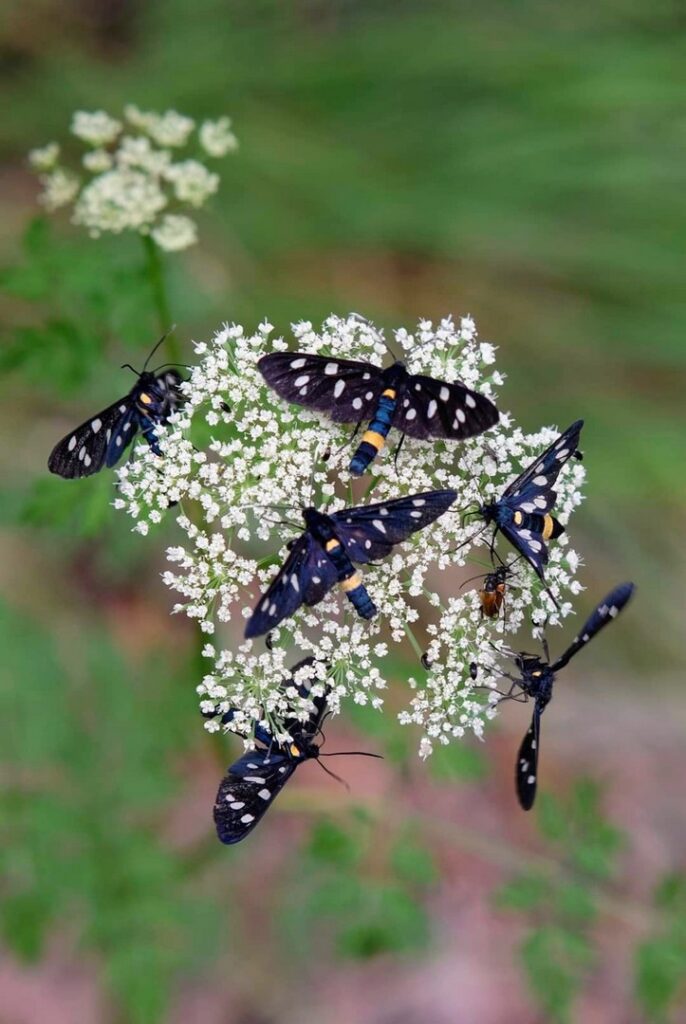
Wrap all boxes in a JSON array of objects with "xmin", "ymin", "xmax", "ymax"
[
  {"xmin": 281, "ymin": 815, "xmax": 436, "ymax": 961},
  {"xmin": 496, "ymin": 780, "xmax": 624, "ymax": 1023},
  {"xmin": 635, "ymin": 873, "xmax": 686, "ymax": 1022},
  {"xmin": 0, "ymin": 602, "xmax": 223, "ymax": 1022}
]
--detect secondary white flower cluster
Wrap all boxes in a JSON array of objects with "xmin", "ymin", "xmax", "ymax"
[
  {"xmin": 115, "ymin": 314, "xmax": 586, "ymax": 753},
  {"xmin": 28, "ymin": 106, "xmax": 238, "ymax": 252}
]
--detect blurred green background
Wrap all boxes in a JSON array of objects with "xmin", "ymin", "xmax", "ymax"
[{"xmin": 1, "ymin": 2, "xmax": 685, "ymax": 1022}]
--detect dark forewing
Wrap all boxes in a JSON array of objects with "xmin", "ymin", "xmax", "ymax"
[
  {"xmin": 552, "ymin": 582, "xmax": 635, "ymax": 672},
  {"xmin": 516, "ymin": 705, "xmax": 542, "ymax": 811},
  {"xmin": 258, "ymin": 352, "xmax": 384, "ymax": 423},
  {"xmin": 499, "ymin": 522, "xmax": 549, "ymax": 582},
  {"xmin": 244, "ymin": 534, "xmax": 337, "ymax": 638},
  {"xmin": 395, "ymin": 374, "xmax": 499, "ymax": 441},
  {"xmin": 48, "ymin": 395, "xmax": 138, "ymax": 478},
  {"xmin": 502, "ymin": 420, "xmax": 584, "ymax": 510},
  {"xmin": 331, "ymin": 489, "xmax": 458, "ymax": 563},
  {"xmin": 214, "ymin": 748, "xmax": 297, "ymax": 844}
]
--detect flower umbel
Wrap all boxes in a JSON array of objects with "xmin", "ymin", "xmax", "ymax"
[
  {"xmin": 30, "ymin": 105, "xmax": 238, "ymax": 251},
  {"xmin": 115, "ymin": 314, "xmax": 586, "ymax": 754}
]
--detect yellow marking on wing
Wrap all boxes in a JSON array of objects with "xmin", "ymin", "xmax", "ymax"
[
  {"xmin": 139, "ymin": 392, "xmax": 152, "ymax": 405},
  {"xmin": 513, "ymin": 511, "xmax": 523, "ymax": 525},
  {"xmin": 340, "ymin": 572, "xmax": 363, "ymax": 593},
  {"xmin": 361, "ymin": 430, "xmax": 386, "ymax": 452},
  {"xmin": 542, "ymin": 514, "xmax": 555, "ymax": 540},
  {"xmin": 325, "ymin": 538, "xmax": 340, "ymax": 552}
]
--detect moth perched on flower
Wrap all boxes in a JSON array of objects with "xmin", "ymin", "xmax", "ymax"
[
  {"xmin": 115, "ymin": 314, "xmax": 586, "ymax": 757},
  {"xmin": 29, "ymin": 105, "xmax": 238, "ymax": 251}
]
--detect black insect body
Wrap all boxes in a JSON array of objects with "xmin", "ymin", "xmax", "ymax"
[
  {"xmin": 504, "ymin": 582, "xmax": 635, "ymax": 810},
  {"xmin": 48, "ymin": 338, "xmax": 184, "ymax": 479},
  {"xmin": 245, "ymin": 489, "xmax": 458, "ymax": 638},
  {"xmin": 473, "ymin": 420, "xmax": 584, "ymax": 594},
  {"xmin": 213, "ymin": 657, "xmax": 331, "ymax": 844},
  {"xmin": 258, "ymin": 352, "xmax": 499, "ymax": 476}
]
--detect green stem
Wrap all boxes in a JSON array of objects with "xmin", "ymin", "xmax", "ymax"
[{"xmin": 141, "ymin": 234, "xmax": 181, "ymax": 364}]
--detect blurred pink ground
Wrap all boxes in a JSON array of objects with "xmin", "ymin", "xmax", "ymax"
[{"xmin": 1, "ymin": 676, "xmax": 683, "ymax": 1024}]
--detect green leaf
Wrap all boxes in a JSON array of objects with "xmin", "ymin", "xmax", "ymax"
[
  {"xmin": 635, "ymin": 937, "xmax": 686, "ymax": 1020},
  {"xmin": 307, "ymin": 818, "xmax": 364, "ymax": 869},
  {"xmin": 521, "ymin": 925, "xmax": 593, "ymax": 1023},
  {"xmin": 390, "ymin": 834, "xmax": 438, "ymax": 887},
  {"xmin": 336, "ymin": 884, "xmax": 429, "ymax": 959},
  {"xmin": 496, "ymin": 873, "xmax": 550, "ymax": 913},
  {"xmin": 427, "ymin": 740, "xmax": 486, "ymax": 781}
]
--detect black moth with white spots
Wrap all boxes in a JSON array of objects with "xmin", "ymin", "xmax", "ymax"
[
  {"xmin": 258, "ymin": 352, "xmax": 499, "ymax": 476},
  {"xmin": 477, "ymin": 420, "xmax": 584, "ymax": 598},
  {"xmin": 48, "ymin": 367, "xmax": 184, "ymax": 479},
  {"xmin": 498, "ymin": 582, "xmax": 635, "ymax": 810},
  {"xmin": 213, "ymin": 657, "xmax": 331, "ymax": 844},
  {"xmin": 244, "ymin": 489, "xmax": 457, "ymax": 638}
]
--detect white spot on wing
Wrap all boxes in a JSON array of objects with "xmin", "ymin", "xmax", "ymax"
[
  {"xmin": 240, "ymin": 814, "xmax": 255, "ymax": 824},
  {"xmin": 291, "ymin": 358, "xmax": 306, "ymax": 369},
  {"xmin": 91, "ymin": 418, "xmax": 102, "ymax": 433},
  {"xmin": 68, "ymin": 436, "xmax": 77, "ymax": 451},
  {"xmin": 258, "ymin": 789, "xmax": 271, "ymax": 800},
  {"xmin": 294, "ymin": 375, "xmax": 310, "ymax": 387},
  {"xmin": 372, "ymin": 519, "xmax": 387, "ymax": 534},
  {"xmin": 406, "ymin": 408, "xmax": 417, "ymax": 421},
  {"xmin": 352, "ymin": 397, "xmax": 363, "ymax": 410},
  {"xmin": 324, "ymin": 362, "xmax": 338, "ymax": 375},
  {"xmin": 439, "ymin": 386, "xmax": 450, "ymax": 402},
  {"xmin": 427, "ymin": 400, "xmax": 437, "ymax": 418},
  {"xmin": 334, "ymin": 379, "xmax": 345, "ymax": 398},
  {"xmin": 465, "ymin": 394, "xmax": 476, "ymax": 408}
]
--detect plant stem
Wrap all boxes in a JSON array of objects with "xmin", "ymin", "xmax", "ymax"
[{"xmin": 141, "ymin": 234, "xmax": 181, "ymax": 364}]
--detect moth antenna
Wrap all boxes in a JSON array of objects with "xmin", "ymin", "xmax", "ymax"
[
  {"xmin": 143, "ymin": 325, "xmax": 177, "ymax": 371},
  {"xmin": 316, "ymin": 759, "xmax": 350, "ymax": 791}
]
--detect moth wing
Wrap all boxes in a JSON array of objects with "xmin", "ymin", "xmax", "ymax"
[
  {"xmin": 258, "ymin": 352, "xmax": 384, "ymax": 423},
  {"xmin": 515, "ymin": 705, "xmax": 542, "ymax": 811},
  {"xmin": 48, "ymin": 395, "xmax": 138, "ymax": 478},
  {"xmin": 214, "ymin": 748, "xmax": 297, "ymax": 844},
  {"xmin": 552, "ymin": 582, "xmax": 635, "ymax": 671},
  {"xmin": 396, "ymin": 374, "xmax": 499, "ymax": 441},
  {"xmin": 244, "ymin": 534, "xmax": 335, "ymax": 638},
  {"xmin": 332, "ymin": 489, "xmax": 457, "ymax": 562},
  {"xmin": 503, "ymin": 420, "xmax": 584, "ymax": 501}
]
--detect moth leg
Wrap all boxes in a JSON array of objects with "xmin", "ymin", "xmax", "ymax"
[{"xmin": 393, "ymin": 431, "xmax": 407, "ymax": 473}]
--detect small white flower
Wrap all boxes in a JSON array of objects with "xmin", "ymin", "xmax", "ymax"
[
  {"xmin": 38, "ymin": 169, "xmax": 80, "ymax": 211},
  {"xmin": 151, "ymin": 214, "xmax": 198, "ymax": 252},
  {"xmin": 82, "ymin": 149, "xmax": 113, "ymax": 173},
  {"xmin": 150, "ymin": 110, "xmax": 195, "ymax": 147},
  {"xmin": 199, "ymin": 117, "xmax": 239, "ymax": 157},
  {"xmin": 164, "ymin": 160, "xmax": 219, "ymax": 207},
  {"xmin": 71, "ymin": 110, "xmax": 122, "ymax": 147},
  {"xmin": 28, "ymin": 142, "xmax": 60, "ymax": 171},
  {"xmin": 116, "ymin": 136, "xmax": 171, "ymax": 176},
  {"xmin": 73, "ymin": 167, "xmax": 167, "ymax": 235},
  {"xmin": 115, "ymin": 313, "xmax": 587, "ymax": 754}
]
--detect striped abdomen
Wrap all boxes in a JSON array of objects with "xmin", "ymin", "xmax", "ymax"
[
  {"xmin": 325, "ymin": 539, "xmax": 377, "ymax": 619},
  {"xmin": 513, "ymin": 510, "xmax": 564, "ymax": 540},
  {"xmin": 349, "ymin": 389, "xmax": 397, "ymax": 476}
]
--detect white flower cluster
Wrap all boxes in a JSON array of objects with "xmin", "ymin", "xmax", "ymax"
[
  {"xmin": 115, "ymin": 314, "xmax": 586, "ymax": 753},
  {"xmin": 28, "ymin": 106, "xmax": 238, "ymax": 251}
]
